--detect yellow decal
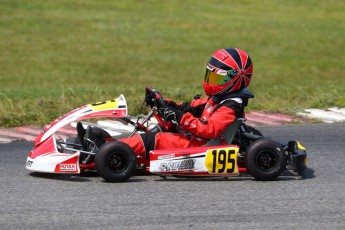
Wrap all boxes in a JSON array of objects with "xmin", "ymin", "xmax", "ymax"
[
  {"xmin": 205, "ymin": 147, "xmax": 239, "ymax": 174},
  {"xmin": 297, "ymin": 141, "xmax": 306, "ymax": 151},
  {"xmin": 88, "ymin": 99, "xmax": 118, "ymax": 111}
]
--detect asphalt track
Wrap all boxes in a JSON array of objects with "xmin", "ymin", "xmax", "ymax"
[{"xmin": 0, "ymin": 123, "xmax": 344, "ymax": 230}]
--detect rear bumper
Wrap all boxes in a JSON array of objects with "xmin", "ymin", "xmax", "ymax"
[{"xmin": 287, "ymin": 141, "xmax": 307, "ymax": 174}]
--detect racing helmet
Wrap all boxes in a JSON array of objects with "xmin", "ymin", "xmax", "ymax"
[{"xmin": 203, "ymin": 48, "xmax": 253, "ymax": 96}]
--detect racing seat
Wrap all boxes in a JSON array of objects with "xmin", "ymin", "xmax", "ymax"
[
  {"xmin": 76, "ymin": 122, "xmax": 112, "ymax": 164},
  {"xmin": 203, "ymin": 119, "xmax": 243, "ymax": 146}
]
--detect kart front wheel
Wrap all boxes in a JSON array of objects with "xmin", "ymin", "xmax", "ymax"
[
  {"xmin": 95, "ymin": 141, "xmax": 136, "ymax": 182},
  {"xmin": 245, "ymin": 138, "xmax": 287, "ymax": 181}
]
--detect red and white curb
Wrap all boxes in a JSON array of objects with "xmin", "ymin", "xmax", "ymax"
[
  {"xmin": 0, "ymin": 125, "xmax": 77, "ymax": 144},
  {"xmin": 297, "ymin": 107, "xmax": 345, "ymax": 123},
  {"xmin": 245, "ymin": 112, "xmax": 308, "ymax": 126},
  {"xmin": 0, "ymin": 111, "xmax": 310, "ymax": 144}
]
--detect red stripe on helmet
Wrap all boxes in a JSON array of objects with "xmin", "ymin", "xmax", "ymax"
[
  {"xmin": 243, "ymin": 75, "xmax": 251, "ymax": 86},
  {"xmin": 235, "ymin": 48, "xmax": 248, "ymax": 70},
  {"xmin": 212, "ymin": 49, "xmax": 240, "ymax": 70},
  {"xmin": 246, "ymin": 63, "xmax": 253, "ymax": 74},
  {"xmin": 233, "ymin": 77, "xmax": 243, "ymax": 91}
]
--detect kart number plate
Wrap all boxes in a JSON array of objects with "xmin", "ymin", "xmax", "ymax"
[
  {"xmin": 89, "ymin": 100, "xmax": 118, "ymax": 111},
  {"xmin": 205, "ymin": 147, "xmax": 239, "ymax": 174}
]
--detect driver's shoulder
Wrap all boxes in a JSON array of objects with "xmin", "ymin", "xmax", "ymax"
[{"xmin": 190, "ymin": 97, "xmax": 209, "ymax": 107}]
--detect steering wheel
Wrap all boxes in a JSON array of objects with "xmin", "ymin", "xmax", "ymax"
[
  {"xmin": 145, "ymin": 86, "xmax": 166, "ymax": 108},
  {"xmin": 145, "ymin": 86, "xmax": 176, "ymax": 131},
  {"xmin": 145, "ymin": 86, "xmax": 187, "ymax": 133}
]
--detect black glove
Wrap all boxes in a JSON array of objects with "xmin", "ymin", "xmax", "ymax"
[
  {"xmin": 158, "ymin": 106, "xmax": 183, "ymax": 124},
  {"xmin": 145, "ymin": 87, "xmax": 165, "ymax": 108}
]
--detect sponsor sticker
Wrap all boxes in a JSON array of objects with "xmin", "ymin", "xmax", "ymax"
[
  {"xmin": 157, "ymin": 153, "xmax": 175, "ymax": 160},
  {"xmin": 159, "ymin": 159, "xmax": 195, "ymax": 171},
  {"xmin": 26, "ymin": 160, "xmax": 33, "ymax": 167},
  {"xmin": 59, "ymin": 163, "xmax": 77, "ymax": 171}
]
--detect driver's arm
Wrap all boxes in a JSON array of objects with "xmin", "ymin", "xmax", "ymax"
[
  {"xmin": 179, "ymin": 100, "xmax": 241, "ymax": 140},
  {"xmin": 165, "ymin": 97, "xmax": 208, "ymax": 118}
]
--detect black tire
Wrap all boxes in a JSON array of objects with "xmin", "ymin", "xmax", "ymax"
[
  {"xmin": 95, "ymin": 141, "xmax": 136, "ymax": 182},
  {"xmin": 245, "ymin": 138, "xmax": 287, "ymax": 181}
]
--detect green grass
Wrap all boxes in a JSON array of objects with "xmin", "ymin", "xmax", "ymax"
[{"xmin": 0, "ymin": 0, "xmax": 344, "ymax": 127}]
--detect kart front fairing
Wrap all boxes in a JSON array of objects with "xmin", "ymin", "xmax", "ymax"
[{"xmin": 26, "ymin": 95, "xmax": 128, "ymax": 174}]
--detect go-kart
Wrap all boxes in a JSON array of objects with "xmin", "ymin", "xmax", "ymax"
[{"xmin": 26, "ymin": 87, "xmax": 307, "ymax": 182}]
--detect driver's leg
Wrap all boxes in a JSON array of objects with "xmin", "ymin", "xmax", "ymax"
[
  {"xmin": 119, "ymin": 134, "xmax": 146, "ymax": 158},
  {"xmin": 119, "ymin": 131, "xmax": 160, "ymax": 158},
  {"xmin": 119, "ymin": 132, "xmax": 204, "ymax": 158}
]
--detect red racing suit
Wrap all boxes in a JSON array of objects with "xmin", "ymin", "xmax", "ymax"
[{"xmin": 119, "ymin": 89, "xmax": 252, "ymax": 158}]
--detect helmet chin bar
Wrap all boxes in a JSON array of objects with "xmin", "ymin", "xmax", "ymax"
[
  {"xmin": 217, "ymin": 83, "xmax": 234, "ymax": 95},
  {"xmin": 203, "ymin": 80, "xmax": 234, "ymax": 96}
]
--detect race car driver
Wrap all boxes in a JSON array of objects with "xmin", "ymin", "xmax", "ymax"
[{"xmin": 119, "ymin": 48, "xmax": 254, "ymax": 159}]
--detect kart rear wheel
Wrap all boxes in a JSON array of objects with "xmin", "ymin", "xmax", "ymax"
[
  {"xmin": 245, "ymin": 138, "xmax": 287, "ymax": 181},
  {"xmin": 95, "ymin": 141, "xmax": 136, "ymax": 182}
]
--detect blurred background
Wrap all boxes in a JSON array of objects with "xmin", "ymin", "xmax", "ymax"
[{"xmin": 0, "ymin": 0, "xmax": 344, "ymax": 127}]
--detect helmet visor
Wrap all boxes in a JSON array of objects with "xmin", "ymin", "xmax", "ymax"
[{"xmin": 204, "ymin": 68, "xmax": 231, "ymax": 86}]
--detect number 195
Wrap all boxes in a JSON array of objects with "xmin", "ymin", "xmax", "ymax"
[{"xmin": 211, "ymin": 149, "xmax": 236, "ymax": 173}]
